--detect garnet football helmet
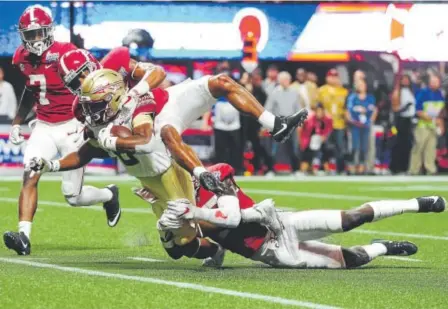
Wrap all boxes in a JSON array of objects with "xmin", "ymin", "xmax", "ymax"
[
  {"xmin": 59, "ymin": 49, "xmax": 101, "ymax": 95},
  {"xmin": 18, "ymin": 5, "xmax": 54, "ymax": 56},
  {"xmin": 79, "ymin": 69, "xmax": 126, "ymax": 126}
]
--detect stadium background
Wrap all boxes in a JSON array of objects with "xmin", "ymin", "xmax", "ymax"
[{"xmin": 1, "ymin": 1, "xmax": 448, "ymax": 176}]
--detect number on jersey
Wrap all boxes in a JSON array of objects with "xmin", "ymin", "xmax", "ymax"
[
  {"xmin": 114, "ymin": 151, "xmax": 139, "ymax": 166},
  {"xmin": 30, "ymin": 74, "xmax": 50, "ymax": 105}
]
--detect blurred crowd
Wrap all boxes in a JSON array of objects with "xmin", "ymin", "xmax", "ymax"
[
  {"xmin": 197, "ymin": 63, "xmax": 448, "ymax": 176},
  {"xmin": 1, "ymin": 61, "xmax": 448, "ymax": 176}
]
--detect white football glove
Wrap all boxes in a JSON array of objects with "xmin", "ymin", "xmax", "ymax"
[
  {"xmin": 98, "ymin": 123, "xmax": 117, "ymax": 151},
  {"xmin": 166, "ymin": 199, "xmax": 196, "ymax": 220},
  {"xmin": 9, "ymin": 125, "xmax": 25, "ymax": 145},
  {"xmin": 26, "ymin": 157, "xmax": 60, "ymax": 178},
  {"xmin": 157, "ymin": 211, "xmax": 183, "ymax": 231}
]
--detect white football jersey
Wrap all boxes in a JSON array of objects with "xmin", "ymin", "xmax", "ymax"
[{"xmin": 90, "ymin": 94, "xmax": 172, "ymax": 178}]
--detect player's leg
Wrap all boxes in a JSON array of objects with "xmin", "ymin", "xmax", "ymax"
[
  {"xmin": 299, "ymin": 239, "xmax": 417, "ymax": 269},
  {"xmin": 60, "ymin": 168, "xmax": 121, "ymax": 227},
  {"xmin": 282, "ymin": 196, "xmax": 445, "ymax": 241},
  {"xmin": 207, "ymin": 74, "xmax": 308, "ymax": 143},
  {"xmin": 3, "ymin": 125, "xmax": 58, "ymax": 255},
  {"xmin": 57, "ymin": 119, "xmax": 120, "ymax": 226}
]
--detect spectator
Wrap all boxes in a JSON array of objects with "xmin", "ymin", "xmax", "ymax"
[
  {"xmin": 307, "ymin": 71, "xmax": 318, "ymax": 85},
  {"xmin": 298, "ymin": 103, "xmax": 333, "ymax": 175},
  {"xmin": 290, "ymin": 68, "xmax": 318, "ymax": 111},
  {"xmin": 346, "ymin": 79, "xmax": 377, "ymax": 175},
  {"xmin": 318, "ymin": 68, "xmax": 348, "ymax": 173},
  {"xmin": 240, "ymin": 70, "xmax": 275, "ymax": 176},
  {"xmin": 390, "ymin": 74, "xmax": 416, "ymax": 174},
  {"xmin": 262, "ymin": 64, "xmax": 278, "ymax": 97},
  {"xmin": 0, "ymin": 66, "xmax": 17, "ymax": 120},
  {"xmin": 265, "ymin": 71, "xmax": 301, "ymax": 175},
  {"xmin": 353, "ymin": 70, "xmax": 366, "ymax": 89},
  {"xmin": 408, "ymin": 75, "xmax": 445, "ymax": 175}
]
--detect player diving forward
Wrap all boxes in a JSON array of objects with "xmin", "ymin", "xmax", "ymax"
[
  {"xmin": 3, "ymin": 5, "xmax": 120, "ymax": 256},
  {"xmin": 61, "ymin": 49, "xmax": 308, "ymax": 194},
  {"xmin": 28, "ymin": 69, "xmax": 280, "ymax": 260},
  {"xmin": 159, "ymin": 163, "xmax": 446, "ymax": 268}
]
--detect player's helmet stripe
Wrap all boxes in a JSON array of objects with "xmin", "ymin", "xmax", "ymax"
[
  {"xmin": 30, "ymin": 7, "xmax": 35, "ymax": 23},
  {"xmin": 60, "ymin": 54, "xmax": 70, "ymax": 74}
]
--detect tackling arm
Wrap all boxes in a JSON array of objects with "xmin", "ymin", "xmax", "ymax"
[
  {"xmin": 58, "ymin": 142, "xmax": 110, "ymax": 171},
  {"xmin": 128, "ymin": 60, "xmax": 166, "ymax": 96}
]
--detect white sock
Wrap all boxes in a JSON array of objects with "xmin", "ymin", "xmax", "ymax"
[
  {"xmin": 18, "ymin": 221, "xmax": 32, "ymax": 239},
  {"xmin": 258, "ymin": 110, "xmax": 276, "ymax": 131},
  {"xmin": 67, "ymin": 186, "xmax": 113, "ymax": 206},
  {"xmin": 369, "ymin": 199, "xmax": 419, "ymax": 222},
  {"xmin": 361, "ymin": 243, "xmax": 388, "ymax": 260}
]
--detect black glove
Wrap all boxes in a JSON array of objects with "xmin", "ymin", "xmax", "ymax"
[{"xmin": 199, "ymin": 171, "xmax": 224, "ymax": 194}]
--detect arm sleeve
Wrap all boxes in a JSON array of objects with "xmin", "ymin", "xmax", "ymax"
[{"xmin": 193, "ymin": 195, "xmax": 241, "ymax": 228}]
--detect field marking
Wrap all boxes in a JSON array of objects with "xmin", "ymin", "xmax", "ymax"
[
  {"xmin": 351, "ymin": 229, "xmax": 448, "ymax": 241},
  {"xmin": 0, "ymin": 258, "xmax": 342, "ymax": 309},
  {"xmin": 2, "ymin": 175, "xmax": 448, "ymax": 183},
  {"xmin": 128, "ymin": 257, "xmax": 165, "ymax": 262},
  {"xmin": 0, "ymin": 197, "xmax": 152, "ymax": 214},
  {"xmin": 383, "ymin": 256, "xmax": 422, "ymax": 262}
]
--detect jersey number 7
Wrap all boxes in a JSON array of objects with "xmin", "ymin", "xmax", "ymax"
[{"xmin": 30, "ymin": 74, "xmax": 50, "ymax": 105}]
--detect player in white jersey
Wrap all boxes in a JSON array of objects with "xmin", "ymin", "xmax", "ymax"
[
  {"xmin": 96, "ymin": 73, "xmax": 308, "ymax": 194},
  {"xmin": 28, "ymin": 69, "xmax": 279, "ymax": 260}
]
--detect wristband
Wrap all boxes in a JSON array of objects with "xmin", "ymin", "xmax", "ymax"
[
  {"xmin": 193, "ymin": 166, "xmax": 207, "ymax": 179},
  {"xmin": 104, "ymin": 136, "xmax": 118, "ymax": 151},
  {"xmin": 50, "ymin": 160, "xmax": 60, "ymax": 172},
  {"xmin": 129, "ymin": 78, "xmax": 150, "ymax": 96}
]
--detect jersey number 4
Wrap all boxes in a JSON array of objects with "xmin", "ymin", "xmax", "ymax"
[{"xmin": 30, "ymin": 74, "xmax": 50, "ymax": 105}]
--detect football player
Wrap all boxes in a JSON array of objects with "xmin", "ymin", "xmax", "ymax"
[
  {"xmin": 163, "ymin": 163, "xmax": 446, "ymax": 268},
  {"xmin": 3, "ymin": 5, "xmax": 120, "ymax": 256},
  {"xmin": 60, "ymin": 49, "xmax": 308, "ymax": 194},
  {"xmin": 28, "ymin": 69, "xmax": 279, "ymax": 261}
]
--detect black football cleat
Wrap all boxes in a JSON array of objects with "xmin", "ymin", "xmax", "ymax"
[
  {"xmin": 372, "ymin": 239, "xmax": 418, "ymax": 256},
  {"xmin": 3, "ymin": 231, "xmax": 31, "ymax": 255},
  {"xmin": 271, "ymin": 109, "xmax": 309, "ymax": 143},
  {"xmin": 104, "ymin": 185, "xmax": 121, "ymax": 227},
  {"xmin": 417, "ymin": 196, "xmax": 446, "ymax": 213}
]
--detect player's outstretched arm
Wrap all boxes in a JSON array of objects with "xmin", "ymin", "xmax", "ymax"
[
  {"xmin": 29, "ymin": 142, "xmax": 110, "ymax": 176},
  {"xmin": 12, "ymin": 87, "xmax": 34, "ymax": 126},
  {"xmin": 128, "ymin": 60, "xmax": 166, "ymax": 96}
]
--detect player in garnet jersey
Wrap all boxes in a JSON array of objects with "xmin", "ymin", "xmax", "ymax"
[
  {"xmin": 3, "ymin": 5, "xmax": 120, "ymax": 256},
  {"xmin": 165, "ymin": 163, "xmax": 444, "ymax": 269}
]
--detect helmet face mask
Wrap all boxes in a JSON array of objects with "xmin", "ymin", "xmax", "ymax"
[
  {"xmin": 79, "ymin": 69, "xmax": 126, "ymax": 127},
  {"xmin": 18, "ymin": 6, "xmax": 54, "ymax": 56},
  {"xmin": 59, "ymin": 49, "xmax": 101, "ymax": 95}
]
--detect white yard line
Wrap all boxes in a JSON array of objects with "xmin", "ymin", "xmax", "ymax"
[
  {"xmin": 0, "ymin": 258, "xmax": 342, "ymax": 309},
  {"xmin": 128, "ymin": 257, "xmax": 165, "ymax": 262},
  {"xmin": 383, "ymin": 256, "xmax": 422, "ymax": 262},
  {"xmin": 351, "ymin": 229, "xmax": 448, "ymax": 241},
  {"xmin": 0, "ymin": 197, "xmax": 152, "ymax": 214}
]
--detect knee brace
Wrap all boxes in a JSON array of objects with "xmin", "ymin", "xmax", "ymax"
[
  {"xmin": 342, "ymin": 246, "xmax": 370, "ymax": 268},
  {"xmin": 342, "ymin": 206, "xmax": 374, "ymax": 231}
]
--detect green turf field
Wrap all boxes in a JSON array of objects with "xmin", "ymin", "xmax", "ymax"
[{"xmin": 1, "ymin": 178, "xmax": 447, "ymax": 309}]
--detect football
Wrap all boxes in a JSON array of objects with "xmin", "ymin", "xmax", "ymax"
[{"xmin": 110, "ymin": 125, "xmax": 132, "ymax": 138}]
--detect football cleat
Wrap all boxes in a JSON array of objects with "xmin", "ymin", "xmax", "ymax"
[
  {"xmin": 104, "ymin": 185, "xmax": 121, "ymax": 227},
  {"xmin": 271, "ymin": 109, "xmax": 309, "ymax": 143},
  {"xmin": 372, "ymin": 239, "xmax": 418, "ymax": 256},
  {"xmin": 3, "ymin": 231, "xmax": 31, "ymax": 255},
  {"xmin": 253, "ymin": 199, "xmax": 283, "ymax": 236},
  {"xmin": 202, "ymin": 245, "xmax": 225, "ymax": 268},
  {"xmin": 417, "ymin": 196, "xmax": 446, "ymax": 213}
]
